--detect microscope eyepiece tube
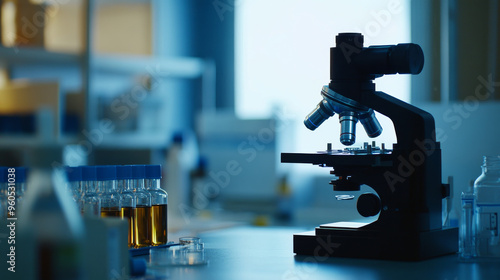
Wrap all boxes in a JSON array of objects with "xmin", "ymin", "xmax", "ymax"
[
  {"xmin": 352, "ymin": 44, "xmax": 424, "ymax": 75},
  {"xmin": 339, "ymin": 111, "xmax": 358, "ymax": 146},
  {"xmin": 304, "ymin": 99, "xmax": 334, "ymax": 131},
  {"xmin": 359, "ymin": 109, "xmax": 382, "ymax": 138}
]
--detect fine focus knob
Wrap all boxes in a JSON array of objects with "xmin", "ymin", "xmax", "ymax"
[{"xmin": 356, "ymin": 193, "xmax": 381, "ymax": 217}]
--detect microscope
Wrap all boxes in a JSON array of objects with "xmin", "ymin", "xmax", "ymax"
[{"xmin": 281, "ymin": 33, "xmax": 458, "ymax": 260}]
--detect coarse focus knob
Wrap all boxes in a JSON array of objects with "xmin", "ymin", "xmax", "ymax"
[{"xmin": 356, "ymin": 193, "xmax": 381, "ymax": 217}]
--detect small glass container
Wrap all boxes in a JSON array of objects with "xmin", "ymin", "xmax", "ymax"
[
  {"xmin": 82, "ymin": 166, "xmax": 100, "ymax": 217},
  {"xmin": 117, "ymin": 165, "xmax": 136, "ymax": 247},
  {"xmin": 65, "ymin": 166, "xmax": 83, "ymax": 212},
  {"xmin": 132, "ymin": 165, "xmax": 152, "ymax": 248},
  {"xmin": 145, "ymin": 164, "xmax": 168, "ymax": 246},
  {"xmin": 150, "ymin": 237, "xmax": 207, "ymax": 266},
  {"xmin": 473, "ymin": 155, "xmax": 500, "ymax": 258},
  {"xmin": 96, "ymin": 165, "xmax": 120, "ymax": 218},
  {"xmin": 460, "ymin": 190, "xmax": 475, "ymax": 259}
]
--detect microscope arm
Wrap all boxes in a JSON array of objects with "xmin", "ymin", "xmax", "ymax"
[{"xmin": 359, "ymin": 90, "xmax": 437, "ymax": 150}]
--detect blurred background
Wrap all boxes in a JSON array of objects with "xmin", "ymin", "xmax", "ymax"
[{"xmin": 0, "ymin": 0, "xmax": 498, "ymax": 231}]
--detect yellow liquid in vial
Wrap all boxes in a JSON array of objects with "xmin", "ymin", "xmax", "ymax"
[
  {"xmin": 100, "ymin": 207, "xmax": 121, "ymax": 218},
  {"xmin": 121, "ymin": 207, "xmax": 135, "ymax": 248},
  {"xmin": 151, "ymin": 204, "xmax": 168, "ymax": 246},
  {"xmin": 134, "ymin": 206, "xmax": 152, "ymax": 248}
]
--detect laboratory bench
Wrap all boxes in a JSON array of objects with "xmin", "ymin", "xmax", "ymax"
[{"xmin": 140, "ymin": 226, "xmax": 499, "ymax": 280}]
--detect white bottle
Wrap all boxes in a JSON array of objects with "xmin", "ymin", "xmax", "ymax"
[
  {"xmin": 165, "ymin": 134, "xmax": 187, "ymax": 224},
  {"xmin": 165, "ymin": 132, "xmax": 198, "ymax": 226}
]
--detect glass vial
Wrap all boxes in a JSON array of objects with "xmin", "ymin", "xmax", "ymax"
[
  {"xmin": 145, "ymin": 164, "xmax": 168, "ymax": 246},
  {"xmin": 96, "ymin": 165, "xmax": 120, "ymax": 218},
  {"xmin": 117, "ymin": 165, "xmax": 136, "ymax": 247},
  {"xmin": 460, "ymin": 190, "xmax": 475, "ymax": 259},
  {"xmin": 65, "ymin": 166, "xmax": 83, "ymax": 213},
  {"xmin": 474, "ymin": 155, "xmax": 500, "ymax": 258},
  {"xmin": 132, "ymin": 165, "xmax": 152, "ymax": 248},
  {"xmin": 82, "ymin": 166, "xmax": 100, "ymax": 217}
]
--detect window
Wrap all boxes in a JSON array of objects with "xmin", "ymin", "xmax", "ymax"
[{"xmin": 236, "ymin": 0, "xmax": 411, "ymax": 152}]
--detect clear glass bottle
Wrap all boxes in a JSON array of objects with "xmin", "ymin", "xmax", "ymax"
[
  {"xmin": 96, "ymin": 165, "xmax": 120, "ymax": 218},
  {"xmin": 474, "ymin": 155, "xmax": 500, "ymax": 258},
  {"xmin": 145, "ymin": 164, "xmax": 168, "ymax": 245},
  {"xmin": 132, "ymin": 165, "xmax": 152, "ymax": 248},
  {"xmin": 117, "ymin": 165, "xmax": 136, "ymax": 247},
  {"xmin": 65, "ymin": 166, "xmax": 83, "ymax": 213},
  {"xmin": 82, "ymin": 166, "xmax": 100, "ymax": 217}
]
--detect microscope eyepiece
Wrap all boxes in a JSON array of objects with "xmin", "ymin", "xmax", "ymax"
[
  {"xmin": 390, "ymin": 43, "xmax": 424, "ymax": 74},
  {"xmin": 331, "ymin": 33, "xmax": 424, "ymax": 79},
  {"xmin": 352, "ymin": 43, "xmax": 424, "ymax": 76}
]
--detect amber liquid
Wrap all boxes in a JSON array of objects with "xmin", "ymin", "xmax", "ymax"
[
  {"xmin": 134, "ymin": 206, "xmax": 152, "ymax": 248},
  {"xmin": 100, "ymin": 207, "xmax": 121, "ymax": 218},
  {"xmin": 151, "ymin": 204, "xmax": 168, "ymax": 246},
  {"xmin": 121, "ymin": 207, "xmax": 135, "ymax": 248}
]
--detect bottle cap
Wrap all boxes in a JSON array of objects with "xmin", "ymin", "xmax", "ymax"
[
  {"xmin": 81, "ymin": 166, "xmax": 97, "ymax": 181},
  {"xmin": 1, "ymin": 167, "xmax": 28, "ymax": 183},
  {"xmin": 116, "ymin": 165, "xmax": 133, "ymax": 180},
  {"xmin": 130, "ymin": 258, "xmax": 146, "ymax": 276},
  {"xmin": 145, "ymin": 165, "xmax": 162, "ymax": 179},
  {"xmin": 64, "ymin": 166, "xmax": 81, "ymax": 182},
  {"xmin": 96, "ymin": 165, "xmax": 117, "ymax": 181},
  {"xmin": 131, "ymin": 165, "xmax": 145, "ymax": 179}
]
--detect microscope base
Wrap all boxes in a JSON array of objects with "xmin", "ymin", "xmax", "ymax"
[{"xmin": 293, "ymin": 226, "xmax": 458, "ymax": 261}]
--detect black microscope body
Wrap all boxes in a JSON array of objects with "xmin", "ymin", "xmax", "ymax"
[{"xmin": 281, "ymin": 33, "xmax": 458, "ymax": 261}]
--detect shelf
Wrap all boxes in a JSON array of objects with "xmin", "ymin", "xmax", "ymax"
[
  {"xmin": 0, "ymin": 134, "xmax": 79, "ymax": 148},
  {"xmin": 92, "ymin": 54, "xmax": 206, "ymax": 78},
  {"xmin": 0, "ymin": 46, "xmax": 207, "ymax": 79},
  {"xmin": 0, "ymin": 132, "xmax": 170, "ymax": 149},
  {"xmin": 97, "ymin": 132, "xmax": 170, "ymax": 149},
  {"xmin": 0, "ymin": 46, "xmax": 82, "ymax": 66}
]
